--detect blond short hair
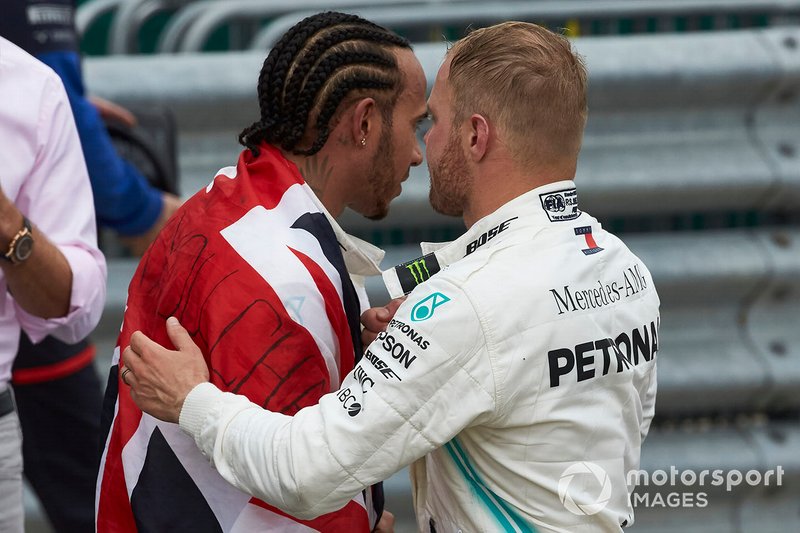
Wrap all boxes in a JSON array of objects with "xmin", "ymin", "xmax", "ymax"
[{"xmin": 448, "ymin": 22, "xmax": 588, "ymax": 166}]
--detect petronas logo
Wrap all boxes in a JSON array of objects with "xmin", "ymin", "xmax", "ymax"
[{"xmin": 406, "ymin": 258, "xmax": 431, "ymax": 284}]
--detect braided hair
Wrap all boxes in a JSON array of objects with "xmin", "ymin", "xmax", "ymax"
[{"xmin": 240, "ymin": 12, "xmax": 411, "ymax": 156}]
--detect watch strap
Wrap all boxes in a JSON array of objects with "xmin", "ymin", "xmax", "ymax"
[{"xmin": 2, "ymin": 216, "xmax": 33, "ymax": 263}]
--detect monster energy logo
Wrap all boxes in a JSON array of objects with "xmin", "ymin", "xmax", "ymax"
[
  {"xmin": 395, "ymin": 253, "xmax": 442, "ymax": 295},
  {"xmin": 406, "ymin": 258, "xmax": 431, "ymax": 284}
]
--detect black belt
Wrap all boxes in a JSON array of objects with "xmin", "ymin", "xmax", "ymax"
[{"xmin": 0, "ymin": 388, "xmax": 14, "ymax": 417}]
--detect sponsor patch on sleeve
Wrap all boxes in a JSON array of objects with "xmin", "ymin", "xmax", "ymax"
[
  {"xmin": 539, "ymin": 188, "xmax": 580, "ymax": 222},
  {"xmin": 394, "ymin": 253, "xmax": 441, "ymax": 295}
]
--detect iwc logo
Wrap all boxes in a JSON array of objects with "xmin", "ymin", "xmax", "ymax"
[{"xmin": 558, "ymin": 462, "xmax": 613, "ymax": 516}]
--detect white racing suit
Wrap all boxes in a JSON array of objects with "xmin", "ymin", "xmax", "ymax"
[{"xmin": 180, "ymin": 180, "xmax": 660, "ymax": 532}]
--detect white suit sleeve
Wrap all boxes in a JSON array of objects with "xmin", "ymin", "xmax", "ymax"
[{"xmin": 179, "ymin": 277, "xmax": 496, "ymax": 519}]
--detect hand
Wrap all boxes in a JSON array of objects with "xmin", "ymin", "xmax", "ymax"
[
  {"xmin": 120, "ymin": 192, "xmax": 182, "ymax": 256},
  {"xmin": 89, "ymin": 95, "xmax": 137, "ymax": 128},
  {"xmin": 360, "ymin": 297, "xmax": 405, "ymax": 347},
  {"xmin": 372, "ymin": 510, "xmax": 395, "ymax": 533},
  {"xmin": 123, "ymin": 317, "xmax": 209, "ymax": 423}
]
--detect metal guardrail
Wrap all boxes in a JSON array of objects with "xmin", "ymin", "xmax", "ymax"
[
  {"xmin": 84, "ymin": 0, "xmax": 800, "ymax": 55},
  {"xmin": 158, "ymin": 0, "xmax": 493, "ymax": 54},
  {"xmin": 105, "ymin": 0, "xmax": 196, "ymax": 54},
  {"xmin": 250, "ymin": 0, "xmax": 800, "ymax": 52},
  {"xmin": 75, "ymin": 0, "xmax": 124, "ymax": 37},
  {"xmin": 84, "ymin": 28, "xmax": 799, "ymax": 222}
]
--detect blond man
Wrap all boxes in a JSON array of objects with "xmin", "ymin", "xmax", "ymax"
[{"xmin": 123, "ymin": 22, "xmax": 660, "ymax": 532}]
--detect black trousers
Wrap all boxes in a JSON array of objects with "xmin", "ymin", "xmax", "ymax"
[{"xmin": 12, "ymin": 333, "xmax": 102, "ymax": 533}]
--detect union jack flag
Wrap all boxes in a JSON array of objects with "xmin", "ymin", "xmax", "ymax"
[{"xmin": 96, "ymin": 144, "xmax": 381, "ymax": 532}]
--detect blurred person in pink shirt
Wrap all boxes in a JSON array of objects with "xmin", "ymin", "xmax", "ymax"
[{"xmin": 0, "ymin": 36, "xmax": 106, "ymax": 532}]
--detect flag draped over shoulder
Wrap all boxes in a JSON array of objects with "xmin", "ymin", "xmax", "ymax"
[{"xmin": 96, "ymin": 144, "xmax": 376, "ymax": 532}]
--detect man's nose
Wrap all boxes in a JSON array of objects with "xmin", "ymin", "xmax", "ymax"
[{"xmin": 411, "ymin": 142, "xmax": 423, "ymax": 167}]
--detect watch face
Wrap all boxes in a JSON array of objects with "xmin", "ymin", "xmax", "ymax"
[{"xmin": 15, "ymin": 234, "xmax": 34, "ymax": 262}]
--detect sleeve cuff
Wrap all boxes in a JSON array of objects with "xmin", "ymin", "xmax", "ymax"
[
  {"xmin": 179, "ymin": 382, "xmax": 226, "ymax": 440},
  {"xmin": 18, "ymin": 244, "xmax": 106, "ymax": 344}
]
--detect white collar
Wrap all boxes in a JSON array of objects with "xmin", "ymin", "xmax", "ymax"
[{"xmin": 382, "ymin": 181, "xmax": 580, "ymax": 298}]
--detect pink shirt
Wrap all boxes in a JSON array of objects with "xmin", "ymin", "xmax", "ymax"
[{"xmin": 0, "ymin": 38, "xmax": 106, "ymax": 386}]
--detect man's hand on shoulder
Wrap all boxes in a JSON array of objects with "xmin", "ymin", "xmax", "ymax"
[{"xmin": 123, "ymin": 317, "xmax": 209, "ymax": 423}]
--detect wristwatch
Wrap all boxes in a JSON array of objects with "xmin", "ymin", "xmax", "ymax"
[{"xmin": 3, "ymin": 216, "xmax": 34, "ymax": 264}]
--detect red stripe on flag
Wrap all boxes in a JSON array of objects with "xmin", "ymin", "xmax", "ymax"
[
  {"xmin": 290, "ymin": 247, "xmax": 355, "ymax": 384},
  {"xmin": 96, "ymin": 391, "xmax": 140, "ymax": 532}
]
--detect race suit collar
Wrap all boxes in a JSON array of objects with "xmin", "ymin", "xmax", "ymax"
[{"xmin": 382, "ymin": 181, "xmax": 579, "ymax": 298}]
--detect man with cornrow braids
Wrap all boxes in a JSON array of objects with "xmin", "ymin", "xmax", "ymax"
[{"xmin": 97, "ymin": 11, "xmax": 426, "ymax": 532}]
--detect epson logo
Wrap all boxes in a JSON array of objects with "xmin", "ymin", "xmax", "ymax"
[{"xmin": 376, "ymin": 331, "xmax": 418, "ymax": 369}]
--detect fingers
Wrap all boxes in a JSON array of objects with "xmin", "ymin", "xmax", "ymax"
[
  {"xmin": 384, "ymin": 297, "xmax": 406, "ymax": 317},
  {"xmin": 122, "ymin": 344, "xmax": 141, "ymax": 374},
  {"xmin": 361, "ymin": 329, "xmax": 379, "ymax": 348},
  {"xmin": 361, "ymin": 308, "xmax": 388, "ymax": 333},
  {"xmin": 129, "ymin": 330, "xmax": 156, "ymax": 360},
  {"xmin": 120, "ymin": 366, "xmax": 140, "ymax": 389},
  {"xmin": 166, "ymin": 317, "xmax": 198, "ymax": 354},
  {"xmin": 361, "ymin": 297, "xmax": 407, "ymax": 331},
  {"xmin": 372, "ymin": 510, "xmax": 395, "ymax": 533},
  {"xmin": 88, "ymin": 95, "xmax": 137, "ymax": 127},
  {"xmin": 160, "ymin": 193, "xmax": 182, "ymax": 219}
]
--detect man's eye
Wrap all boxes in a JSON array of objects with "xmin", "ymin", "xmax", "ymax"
[{"xmin": 415, "ymin": 115, "xmax": 432, "ymax": 132}]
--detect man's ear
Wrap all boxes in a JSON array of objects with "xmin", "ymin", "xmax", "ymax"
[
  {"xmin": 468, "ymin": 113, "xmax": 490, "ymax": 162},
  {"xmin": 350, "ymin": 97, "xmax": 378, "ymax": 146}
]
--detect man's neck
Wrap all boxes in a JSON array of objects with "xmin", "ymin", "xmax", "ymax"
[
  {"xmin": 463, "ymin": 158, "xmax": 576, "ymax": 228},
  {"xmin": 283, "ymin": 150, "xmax": 345, "ymax": 217}
]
